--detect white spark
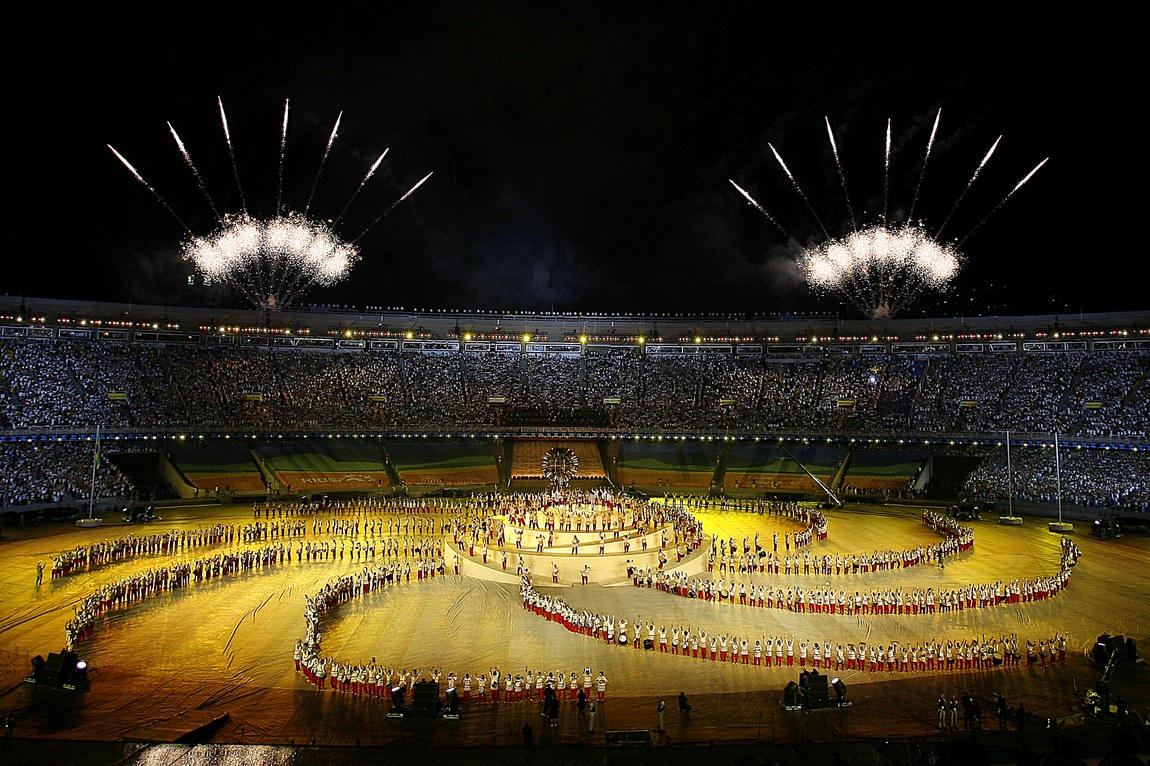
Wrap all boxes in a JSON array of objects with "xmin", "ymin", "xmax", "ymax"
[
  {"xmin": 182, "ymin": 213, "xmax": 360, "ymax": 308},
  {"xmin": 114, "ymin": 99, "xmax": 431, "ymax": 309},
  {"xmin": 768, "ymin": 143, "xmax": 795, "ymax": 182},
  {"xmin": 801, "ymin": 224, "xmax": 962, "ymax": 318},
  {"xmin": 398, "ymin": 171, "xmax": 434, "ymax": 202}
]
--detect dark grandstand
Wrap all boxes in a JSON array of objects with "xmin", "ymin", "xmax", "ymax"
[{"xmin": 3, "ymin": 295, "xmax": 1149, "ymax": 518}]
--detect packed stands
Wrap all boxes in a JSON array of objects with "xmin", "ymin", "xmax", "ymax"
[
  {"xmin": 1, "ymin": 441, "xmax": 135, "ymax": 506},
  {"xmin": 4, "ymin": 338, "xmax": 1149, "ymax": 437},
  {"xmin": 2, "ymin": 330, "xmax": 1149, "ymax": 511}
]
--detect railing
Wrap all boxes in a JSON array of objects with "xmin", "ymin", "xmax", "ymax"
[{"xmin": 1, "ymin": 424, "xmax": 1146, "ymax": 451}]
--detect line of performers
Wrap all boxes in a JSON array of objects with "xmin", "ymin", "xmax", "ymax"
[
  {"xmin": 49, "ymin": 512, "xmax": 453, "ymax": 582},
  {"xmin": 295, "ymin": 656, "xmax": 612, "ymax": 705},
  {"xmin": 49, "ymin": 523, "xmax": 237, "ymax": 578},
  {"xmin": 705, "ymin": 510, "xmax": 964, "ymax": 578},
  {"xmin": 254, "ymin": 496, "xmax": 471, "ymax": 518},
  {"xmin": 635, "ymin": 533, "xmax": 1080, "ymax": 616},
  {"xmin": 520, "ymin": 575, "xmax": 1071, "ymax": 674},
  {"xmin": 63, "ymin": 541, "xmax": 329, "ymax": 650},
  {"xmin": 634, "ymin": 567, "xmax": 1074, "ymax": 614},
  {"xmin": 61, "ymin": 532, "xmax": 447, "ymax": 652},
  {"xmin": 292, "ymin": 561, "xmax": 612, "ymax": 703}
]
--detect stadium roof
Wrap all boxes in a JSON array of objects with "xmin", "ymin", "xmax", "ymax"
[{"xmin": 4, "ymin": 295, "xmax": 1148, "ymax": 346}]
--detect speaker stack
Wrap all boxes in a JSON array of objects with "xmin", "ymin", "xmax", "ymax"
[
  {"xmin": 410, "ymin": 681, "xmax": 440, "ymax": 717},
  {"xmin": 800, "ymin": 671, "xmax": 830, "ymax": 710},
  {"xmin": 41, "ymin": 653, "xmax": 68, "ymax": 686},
  {"xmin": 26, "ymin": 651, "xmax": 87, "ymax": 690}
]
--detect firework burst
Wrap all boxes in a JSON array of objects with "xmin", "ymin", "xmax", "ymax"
[
  {"xmin": 732, "ymin": 111, "xmax": 1047, "ymax": 319},
  {"xmin": 803, "ymin": 223, "xmax": 960, "ymax": 319},
  {"xmin": 109, "ymin": 98, "xmax": 431, "ymax": 310},
  {"xmin": 182, "ymin": 213, "xmax": 357, "ymax": 310},
  {"xmin": 542, "ymin": 447, "xmax": 579, "ymax": 489}
]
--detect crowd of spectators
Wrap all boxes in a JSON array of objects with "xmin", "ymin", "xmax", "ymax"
[
  {"xmin": 1, "ymin": 441, "xmax": 135, "ymax": 506},
  {"xmin": 4, "ymin": 339, "xmax": 1148, "ymax": 436},
  {"xmin": 3, "ymin": 338, "xmax": 1149, "ymax": 509},
  {"xmin": 964, "ymin": 447, "xmax": 1150, "ymax": 512}
]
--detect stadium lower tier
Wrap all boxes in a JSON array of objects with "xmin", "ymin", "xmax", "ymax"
[{"xmin": 5, "ymin": 436, "xmax": 1149, "ymax": 514}]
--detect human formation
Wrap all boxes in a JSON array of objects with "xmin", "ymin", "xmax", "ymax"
[
  {"xmin": 519, "ymin": 573, "xmax": 1070, "ymax": 679},
  {"xmin": 49, "ymin": 490, "xmax": 1082, "ymax": 711},
  {"xmin": 634, "ymin": 513, "xmax": 1079, "ymax": 616}
]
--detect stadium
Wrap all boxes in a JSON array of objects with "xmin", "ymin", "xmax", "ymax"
[
  {"xmin": 4, "ymin": 6, "xmax": 1147, "ymax": 766},
  {"xmin": 2, "ymin": 294, "xmax": 1148, "ymax": 765}
]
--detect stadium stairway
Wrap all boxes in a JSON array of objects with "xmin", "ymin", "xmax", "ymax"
[
  {"xmin": 711, "ymin": 442, "xmax": 733, "ymax": 493},
  {"xmin": 379, "ymin": 445, "xmax": 403, "ymax": 489},
  {"xmin": 159, "ymin": 451, "xmax": 198, "ymax": 499},
  {"xmin": 830, "ymin": 448, "xmax": 853, "ymax": 493},
  {"xmin": 249, "ymin": 448, "xmax": 286, "ymax": 493}
]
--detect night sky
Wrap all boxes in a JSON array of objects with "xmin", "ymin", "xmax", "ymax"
[{"xmin": 7, "ymin": 3, "xmax": 1134, "ymax": 319}]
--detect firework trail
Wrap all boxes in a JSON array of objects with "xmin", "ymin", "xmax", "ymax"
[
  {"xmin": 217, "ymin": 97, "xmax": 248, "ymax": 213},
  {"xmin": 305, "ymin": 111, "xmax": 342, "ymax": 216},
  {"xmin": 114, "ymin": 99, "xmax": 432, "ymax": 310},
  {"xmin": 937, "ymin": 135, "xmax": 1001, "ymax": 236},
  {"xmin": 768, "ymin": 143, "xmax": 830, "ymax": 239},
  {"xmin": 276, "ymin": 98, "xmax": 290, "ymax": 216},
  {"xmin": 397, "ymin": 171, "xmax": 433, "ymax": 203},
  {"xmin": 882, "ymin": 119, "xmax": 892, "ymax": 223},
  {"xmin": 167, "ymin": 121, "xmax": 222, "ymax": 221},
  {"xmin": 735, "ymin": 114, "xmax": 1047, "ymax": 319},
  {"xmin": 957, "ymin": 158, "xmax": 1048, "ymax": 247},
  {"xmin": 728, "ymin": 179, "xmax": 795, "ymax": 241},
  {"xmin": 333, "ymin": 149, "xmax": 389, "ymax": 224},
  {"xmin": 107, "ymin": 145, "xmax": 191, "ymax": 232},
  {"xmin": 824, "ymin": 117, "xmax": 857, "ymax": 231},
  {"xmin": 907, "ymin": 108, "xmax": 941, "ymax": 223},
  {"xmin": 353, "ymin": 171, "xmax": 433, "ymax": 243}
]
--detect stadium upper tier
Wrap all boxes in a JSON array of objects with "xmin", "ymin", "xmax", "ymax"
[{"xmin": 1, "ymin": 296, "xmax": 1148, "ymax": 443}]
